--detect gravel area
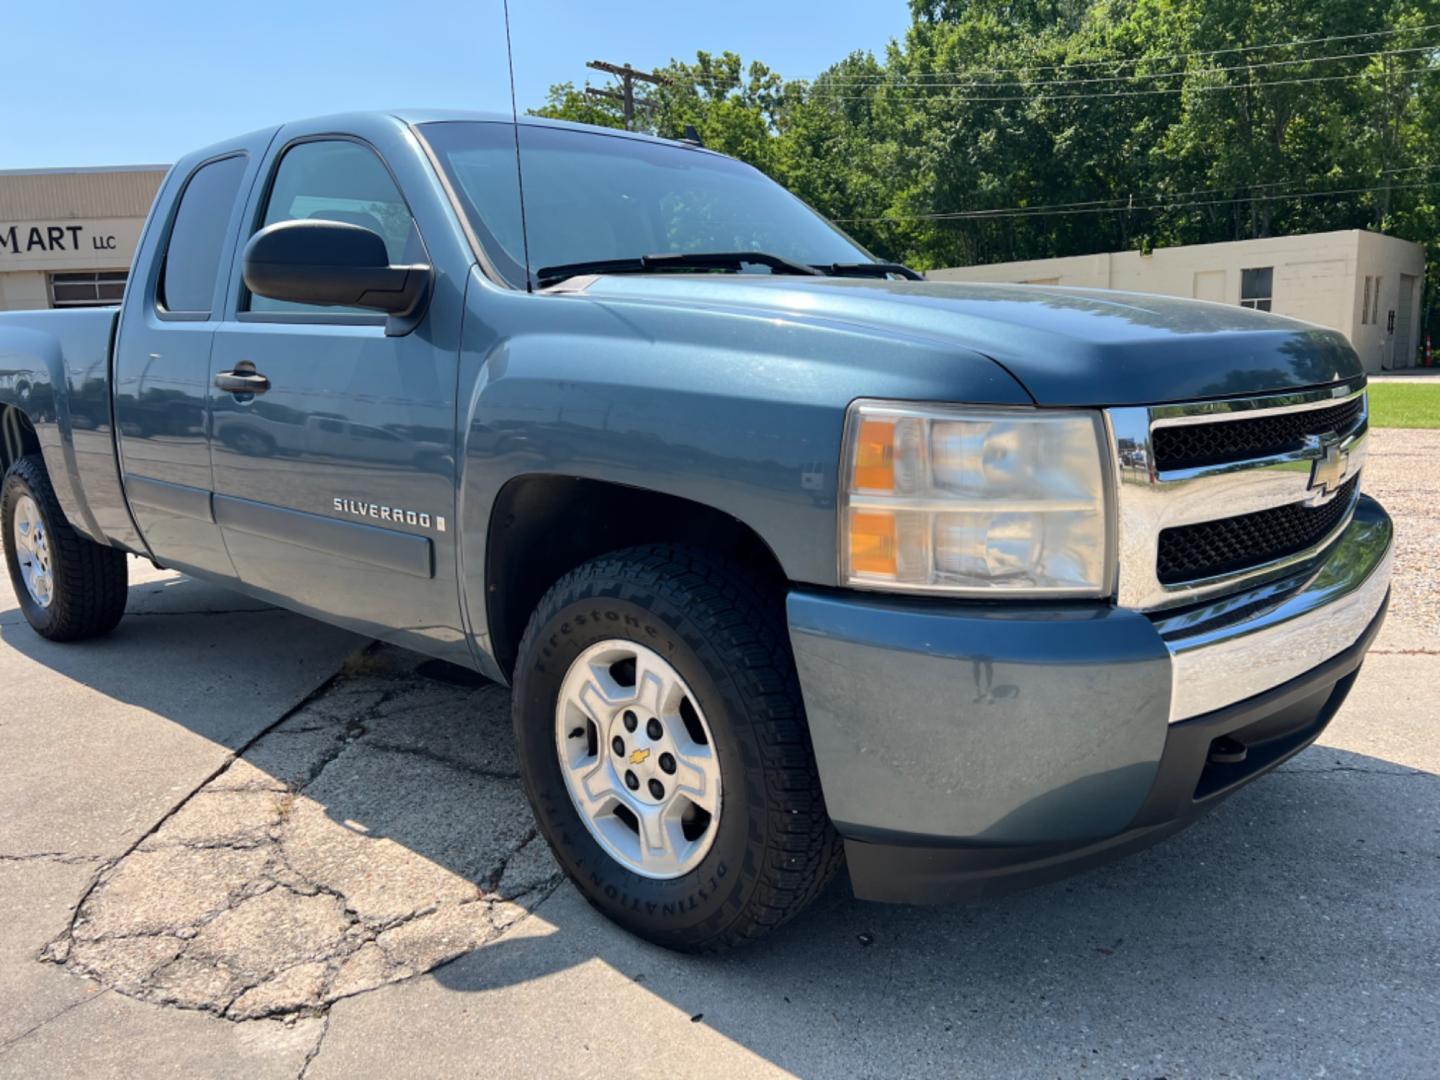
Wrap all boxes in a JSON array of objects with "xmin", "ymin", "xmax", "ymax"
[{"xmin": 1363, "ymin": 428, "xmax": 1440, "ymax": 652}]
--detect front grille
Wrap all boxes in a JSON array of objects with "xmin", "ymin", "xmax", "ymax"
[
  {"xmin": 1152, "ymin": 396, "xmax": 1364, "ymax": 471},
  {"xmin": 1156, "ymin": 475, "xmax": 1359, "ymax": 585}
]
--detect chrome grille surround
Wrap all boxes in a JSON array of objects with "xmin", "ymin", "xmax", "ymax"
[{"xmin": 1105, "ymin": 378, "xmax": 1368, "ymax": 612}]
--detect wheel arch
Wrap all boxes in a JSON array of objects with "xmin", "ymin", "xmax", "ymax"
[
  {"xmin": 0, "ymin": 404, "xmax": 42, "ymax": 476},
  {"xmin": 483, "ymin": 474, "xmax": 790, "ymax": 680}
]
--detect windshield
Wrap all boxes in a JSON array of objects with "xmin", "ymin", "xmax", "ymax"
[{"xmin": 418, "ymin": 121, "xmax": 872, "ymax": 288}]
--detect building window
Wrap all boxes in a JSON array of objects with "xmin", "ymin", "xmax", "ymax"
[
  {"xmin": 49, "ymin": 271, "xmax": 128, "ymax": 308},
  {"xmin": 1240, "ymin": 267, "xmax": 1273, "ymax": 312},
  {"xmin": 1371, "ymin": 276, "xmax": 1383, "ymax": 325},
  {"xmin": 1362, "ymin": 276, "xmax": 1372, "ymax": 324}
]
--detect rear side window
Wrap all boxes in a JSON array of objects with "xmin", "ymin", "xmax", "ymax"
[{"xmin": 159, "ymin": 154, "xmax": 248, "ymax": 316}]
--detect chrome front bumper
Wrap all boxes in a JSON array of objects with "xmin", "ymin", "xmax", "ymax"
[{"xmin": 1156, "ymin": 495, "xmax": 1393, "ymax": 723}]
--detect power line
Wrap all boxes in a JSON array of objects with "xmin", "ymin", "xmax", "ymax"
[
  {"xmin": 806, "ymin": 64, "xmax": 1440, "ymax": 103},
  {"xmin": 799, "ymin": 43, "xmax": 1437, "ymax": 93},
  {"xmin": 682, "ymin": 22, "xmax": 1440, "ymax": 87},
  {"xmin": 848, "ymin": 166, "xmax": 1440, "ymax": 222},
  {"xmin": 838, "ymin": 179, "xmax": 1440, "ymax": 225}
]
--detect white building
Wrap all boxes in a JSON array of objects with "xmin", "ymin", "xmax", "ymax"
[
  {"xmin": 0, "ymin": 165, "xmax": 167, "ymax": 313},
  {"xmin": 931, "ymin": 230, "xmax": 1427, "ymax": 373}
]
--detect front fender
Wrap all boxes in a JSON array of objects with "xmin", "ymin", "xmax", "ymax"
[{"xmin": 452, "ymin": 269, "xmax": 1032, "ymax": 672}]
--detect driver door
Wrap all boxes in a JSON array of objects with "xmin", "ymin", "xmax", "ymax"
[{"xmin": 208, "ymin": 132, "xmax": 464, "ymax": 659}]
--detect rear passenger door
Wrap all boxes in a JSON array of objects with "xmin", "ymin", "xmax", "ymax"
[
  {"xmin": 115, "ymin": 142, "xmax": 268, "ymax": 580},
  {"xmin": 208, "ymin": 129, "xmax": 465, "ymax": 659}
]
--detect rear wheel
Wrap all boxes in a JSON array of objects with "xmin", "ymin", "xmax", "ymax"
[
  {"xmin": 2, "ymin": 455, "xmax": 128, "ymax": 641},
  {"xmin": 512, "ymin": 544, "xmax": 843, "ymax": 952}
]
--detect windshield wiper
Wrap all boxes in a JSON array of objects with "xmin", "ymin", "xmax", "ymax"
[
  {"xmin": 536, "ymin": 251, "xmax": 823, "ymax": 289},
  {"xmin": 812, "ymin": 262, "xmax": 924, "ymax": 281}
]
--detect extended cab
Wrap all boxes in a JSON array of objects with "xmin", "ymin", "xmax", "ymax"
[{"xmin": 0, "ymin": 112, "xmax": 1392, "ymax": 950}]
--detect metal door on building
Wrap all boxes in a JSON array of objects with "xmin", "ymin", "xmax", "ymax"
[{"xmin": 1392, "ymin": 273, "xmax": 1418, "ymax": 368}]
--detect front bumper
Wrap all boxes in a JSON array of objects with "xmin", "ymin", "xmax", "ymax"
[{"xmin": 787, "ymin": 495, "xmax": 1392, "ymax": 904}]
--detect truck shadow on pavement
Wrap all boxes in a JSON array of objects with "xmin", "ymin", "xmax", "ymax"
[{"xmin": 4, "ymin": 573, "xmax": 1438, "ymax": 1076}]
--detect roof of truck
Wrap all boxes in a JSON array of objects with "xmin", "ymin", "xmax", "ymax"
[
  {"xmin": 178, "ymin": 110, "xmax": 720, "ymax": 172},
  {"xmin": 401, "ymin": 109, "xmax": 721, "ymax": 155}
]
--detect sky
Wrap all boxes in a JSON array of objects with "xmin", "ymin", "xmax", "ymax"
[{"xmin": 0, "ymin": 0, "xmax": 909, "ymax": 170}]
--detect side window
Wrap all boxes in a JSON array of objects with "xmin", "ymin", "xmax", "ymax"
[
  {"xmin": 248, "ymin": 140, "xmax": 418, "ymax": 315},
  {"xmin": 159, "ymin": 154, "xmax": 248, "ymax": 316}
]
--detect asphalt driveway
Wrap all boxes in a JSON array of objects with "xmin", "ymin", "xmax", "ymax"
[{"xmin": 2, "ymin": 429, "xmax": 1437, "ymax": 1079}]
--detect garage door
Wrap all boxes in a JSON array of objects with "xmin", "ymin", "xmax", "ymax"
[{"xmin": 1193, "ymin": 270, "xmax": 1226, "ymax": 302}]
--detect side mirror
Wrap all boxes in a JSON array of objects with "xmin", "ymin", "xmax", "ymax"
[{"xmin": 241, "ymin": 219, "xmax": 431, "ymax": 332}]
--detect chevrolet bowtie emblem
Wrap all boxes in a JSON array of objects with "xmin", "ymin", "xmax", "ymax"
[
  {"xmin": 628, "ymin": 748, "xmax": 651, "ymax": 766},
  {"xmin": 1308, "ymin": 440, "xmax": 1350, "ymax": 501}
]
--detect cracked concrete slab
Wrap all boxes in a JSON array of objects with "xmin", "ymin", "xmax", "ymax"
[
  {"xmin": 0, "ymin": 560, "xmax": 363, "ymax": 858},
  {"xmin": 0, "ymin": 859, "xmax": 102, "ymax": 1045},
  {"xmin": 5, "ymin": 432, "xmax": 1440, "ymax": 1078},
  {"xmin": 0, "ymin": 989, "xmax": 325, "ymax": 1079},
  {"xmin": 40, "ymin": 643, "xmax": 561, "ymax": 1022},
  {"xmin": 309, "ymin": 761, "xmax": 1440, "ymax": 1080}
]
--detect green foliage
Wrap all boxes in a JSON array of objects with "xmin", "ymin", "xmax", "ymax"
[
  {"xmin": 530, "ymin": 82, "xmax": 628, "ymax": 130},
  {"xmin": 528, "ymin": 1, "xmax": 1440, "ymax": 319}
]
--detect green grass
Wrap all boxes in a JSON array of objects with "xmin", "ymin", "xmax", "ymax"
[{"xmin": 1366, "ymin": 382, "xmax": 1440, "ymax": 429}]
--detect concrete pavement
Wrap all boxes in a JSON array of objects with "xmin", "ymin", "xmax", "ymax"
[
  {"xmin": 0, "ymin": 562, "xmax": 360, "ymax": 1076},
  {"xmin": 1, "ymin": 432, "xmax": 1437, "ymax": 1078}
]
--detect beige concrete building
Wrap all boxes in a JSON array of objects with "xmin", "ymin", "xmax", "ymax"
[
  {"xmin": 0, "ymin": 164, "xmax": 168, "ymax": 313},
  {"xmin": 931, "ymin": 230, "xmax": 1428, "ymax": 373}
]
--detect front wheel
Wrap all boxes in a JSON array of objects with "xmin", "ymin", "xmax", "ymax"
[
  {"xmin": 2, "ymin": 455, "xmax": 128, "ymax": 641},
  {"xmin": 512, "ymin": 544, "xmax": 843, "ymax": 952}
]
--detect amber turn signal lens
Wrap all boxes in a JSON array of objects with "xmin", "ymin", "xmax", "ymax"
[
  {"xmin": 852, "ymin": 418, "xmax": 895, "ymax": 492},
  {"xmin": 848, "ymin": 511, "xmax": 897, "ymax": 576}
]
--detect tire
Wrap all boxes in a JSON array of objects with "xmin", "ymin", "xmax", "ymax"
[
  {"xmin": 2, "ymin": 455, "xmax": 128, "ymax": 641},
  {"xmin": 512, "ymin": 544, "xmax": 844, "ymax": 952}
]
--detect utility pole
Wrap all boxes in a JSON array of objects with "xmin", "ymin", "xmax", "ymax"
[{"xmin": 585, "ymin": 60, "xmax": 666, "ymax": 130}]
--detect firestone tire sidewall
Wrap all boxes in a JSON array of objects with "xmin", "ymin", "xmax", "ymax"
[{"xmin": 514, "ymin": 595, "xmax": 769, "ymax": 949}]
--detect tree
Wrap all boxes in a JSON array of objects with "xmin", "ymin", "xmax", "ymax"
[{"xmin": 525, "ymin": 1, "xmax": 1440, "ymax": 333}]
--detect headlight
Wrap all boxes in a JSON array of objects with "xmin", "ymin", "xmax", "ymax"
[{"xmin": 840, "ymin": 401, "xmax": 1114, "ymax": 597}]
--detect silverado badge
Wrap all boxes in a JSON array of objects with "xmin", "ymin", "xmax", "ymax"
[{"xmin": 333, "ymin": 497, "xmax": 446, "ymax": 532}]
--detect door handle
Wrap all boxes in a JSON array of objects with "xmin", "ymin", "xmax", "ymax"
[{"xmin": 214, "ymin": 369, "xmax": 271, "ymax": 395}]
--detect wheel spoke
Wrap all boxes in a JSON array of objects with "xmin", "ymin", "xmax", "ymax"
[
  {"xmin": 13, "ymin": 502, "xmax": 35, "ymax": 554},
  {"xmin": 635, "ymin": 804, "xmax": 682, "ymax": 871},
  {"xmin": 670, "ymin": 746, "xmax": 720, "ymax": 815},
  {"xmin": 574, "ymin": 675, "xmax": 615, "ymax": 726},
  {"xmin": 633, "ymin": 650, "xmax": 683, "ymax": 717},
  {"xmin": 574, "ymin": 760, "xmax": 623, "ymax": 818}
]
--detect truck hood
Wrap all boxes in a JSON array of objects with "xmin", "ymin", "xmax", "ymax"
[{"xmin": 568, "ymin": 276, "xmax": 1363, "ymax": 406}]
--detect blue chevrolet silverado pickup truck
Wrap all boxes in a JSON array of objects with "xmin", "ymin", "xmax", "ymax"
[{"xmin": 0, "ymin": 111, "xmax": 1393, "ymax": 950}]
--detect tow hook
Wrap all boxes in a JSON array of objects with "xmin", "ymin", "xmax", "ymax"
[{"xmin": 1208, "ymin": 735, "xmax": 1248, "ymax": 765}]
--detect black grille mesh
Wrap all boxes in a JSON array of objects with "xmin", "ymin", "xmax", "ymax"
[
  {"xmin": 1156, "ymin": 475, "xmax": 1359, "ymax": 585},
  {"xmin": 1152, "ymin": 397, "xmax": 1364, "ymax": 471}
]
